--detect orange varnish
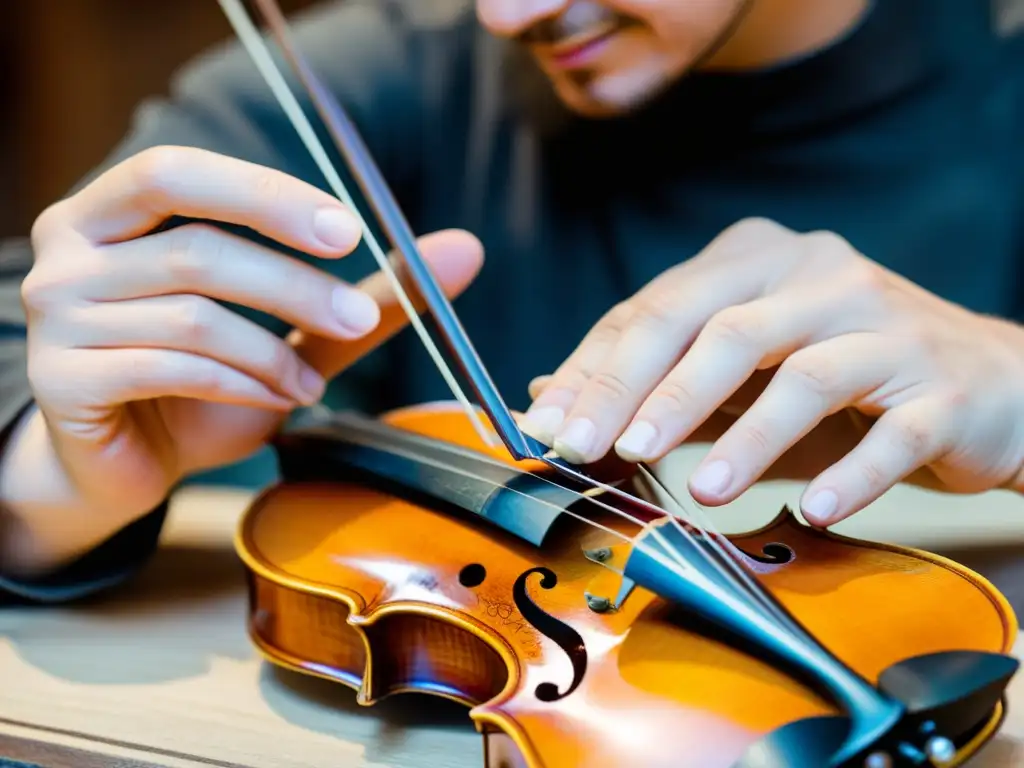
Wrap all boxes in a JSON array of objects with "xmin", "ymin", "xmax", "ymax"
[{"xmin": 235, "ymin": 403, "xmax": 1017, "ymax": 768}]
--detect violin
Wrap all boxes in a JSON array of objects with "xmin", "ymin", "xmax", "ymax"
[{"xmin": 217, "ymin": 1, "xmax": 1020, "ymax": 765}]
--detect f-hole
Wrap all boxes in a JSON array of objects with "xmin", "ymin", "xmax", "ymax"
[{"xmin": 512, "ymin": 567, "xmax": 588, "ymax": 702}]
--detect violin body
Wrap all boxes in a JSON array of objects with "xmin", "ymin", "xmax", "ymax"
[{"xmin": 235, "ymin": 403, "xmax": 1018, "ymax": 768}]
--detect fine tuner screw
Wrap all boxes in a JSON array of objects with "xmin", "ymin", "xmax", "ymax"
[
  {"xmin": 862, "ymin": 720, "xmax": 956, "ymax": 768},
  {"xmin": 584, "ymin": 593, "xmax": 612, "ymax": 613},
  {"xmin": 923, "ymin": 736, "xmax": 956, "ymax": 765},
  {"xmin": 584, "ymin": 547, "xmax": 612, "ymax": 562}
]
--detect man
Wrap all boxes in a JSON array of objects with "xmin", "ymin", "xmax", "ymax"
[{"xmin": 0, "ymin": 0, "xmax": 1022, "ymax": 602}]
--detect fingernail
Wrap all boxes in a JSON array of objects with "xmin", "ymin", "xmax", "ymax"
[
  {"xmin": 554, "ymin": 418, "xmax": 596, "ymax": 463},
  {"xmin": 804, "ymin": 489, "xmax": 838, "ymax": 524},
  {"xmin": 313, "ymin": 207, "xmax": 361, "ymax": 250},
  {"xmin": 616, "ymin": 421, "xmax": 657, "ymax": 460},
  {"xmin": 690, "ymin": 460, "xmax": 732, "ymax": 496},
  {"xmin": 332, "ymin": 286, "xmax": 380, "ymax": 335},
  {"xmin": 296, "ymin": 366, "xmax": 325, "ymax": 404},
  {"xmin": 520, "ymin": 405, "xmax": 564, "ymax": 442}
]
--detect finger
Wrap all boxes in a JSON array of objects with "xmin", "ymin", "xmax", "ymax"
[
  {"xmin": 70, "ymin": 295, "xmax": 326, "ymax": 405},
  {"xmin": 528, "ymin": 375, "xmax": 553, "ymax": 400},
  {"xmin": 93, "ymin": 223, "xmax": 380, "ymax": 339},
  {"xmin": 684, "ymin": 333, "xmax": 898, "ymax": 505},
  {"xmin": 523, "ymin": 265, "xmax": 767, "ymax": 457},
  {"xmin": 613, "ymin": 291, "xmax": 839, "ymax": 464},
  {"xmin": 38, "ymin": 348, "xmax": 297, "ymax": 415},
  {"xmin": 798, "ymin": 395, "xmax": 957, "ymax": 526},
  {"xmin": 290, "ymin": 229, "xmax": 485, "ymax": 378},
  {"xmin": 518, "ymin": 301, "xmax": 635, "ymax": 443},
  {"xmin": 48, "ymin": 146, "xmax": 362, "ymax": 257},
  {"xmin": 539, "ymin": 232, "xmax": 813, "ymax": 464}
]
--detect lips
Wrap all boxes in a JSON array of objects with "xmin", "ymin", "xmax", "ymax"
[{"xmin": 546, "ymin": 24, "xmax": 618, "ymax": 68}]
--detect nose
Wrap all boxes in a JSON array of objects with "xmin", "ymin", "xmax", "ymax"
[{"xmin": 476, "ymin": 0, "xmax": 570, "ymax": 38}]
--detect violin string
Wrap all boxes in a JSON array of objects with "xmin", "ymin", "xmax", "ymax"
[
  {"xmin": 333, "ymin": 417, "xmax": 697, "ymax": 578},
  {"xmin": 324, "ymin": 422, "xmax": 726, "ymax": 592},
  {"xmin": 217, "ymin": 0, "xmax": 704, "ymax": 583},
  {"xmin": 560, "ymin": 455, "xmax": 791, "ymax": 623},
  {"xmin": 220, "ymin": 0, "xmax": 800, "ymax": 641},
  {"xmin": 236, "ymin": 0, "xmax": 776, "ymax": 608},
  {"xmin": 335, "ymin": 423, "xmax": 800, "ymax": 650},
  {"xmin": 215, "ymin": 0, "xmax": 494, "ymax": 450},
  {"xmin": 222, "ymin": 0, "xmax": 792, "ymax": 630},
  {"xmin": 335, "ymin": 415, "xmax": 788, "ymax": 631},
  {"xmin": 358, "ymin": 438, "xmax": 785, "ymax": 638},
  {"xmin": 536, "ymin": 453, "xmax": 788, "ymax": 617},
  {"xmin": 635, "ymin": 465, "xmax": 796, "ymax": 626}
]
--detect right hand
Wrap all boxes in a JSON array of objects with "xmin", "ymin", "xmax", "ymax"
[{"xmin": 20, "ymin": 145, "xmax": 484, "ymax": 525}]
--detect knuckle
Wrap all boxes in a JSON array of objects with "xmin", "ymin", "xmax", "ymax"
[
  {"xmin": 290, "ymin": 274, "xmax": 330, "ymax": 319},
  {"xmin": 125, "ymin": 351, "xmax": 159, "ymax": 384},
  {"xmin": 601, "ymin": 301, "xmax": 636, "ymax": 332},
  {"xmin": 190, "ymin": 361, "xmax": 226, "ymax": 392},
  {"xmin": 803, "ymin": 229, "xmax": 856, "ymax": 260},
  {"xmin": 715, "ymin": 217, "xmax": 791, "ymax": 251},
  {"xmin": 858, "ymin": 459, "xmax": 888, "ymax": 490},
  {"xmin": 739, "ymin": 421, "xmax": 773, "ymax": 451},
  {"xmin": 630, "ymin": 287, "xmax": 680, "ymax": 327},
  {"xmin": 249, "ymin": 336, "xmax": 295, "ymax": 377},
  {"xmin": 20, "ymin": 268, "xmax": 58, "ymax": 313},
  {"xmin": 165, "ymin": 224, "xmax": 223, "ymax": 284},
  {"xmin": 252, "ymin": 170, "xmax": 285, "ymax": 207},
  {"xmin": 547, "ymin": 365, "xmax": 590, "ymax": 394},
  {"xmin": 589, "ymin": 370, "xmax": 633, "ymax": 401},
  {"xmin": 130, "ymin": 145, "xmax": 187, "ymax": 199},
  {"xmin": 885, "ymin": 412, "xmax": 932, "ymax": 455},
  {"xmin": 649, "ymin": 379, "xmax": 697, "ymax": 414},
  {"xmin": 705, "ymin": 305, "xmax": 764, "ymax": 347},
  {"xmin": 30, "ymin": 202, "xmax": 67, "ymax": 246},
  {"xmin": 779, "ymin": 353, "xmax": 840, "ymax": 396},
  {"xmin": 844, "ymin": 259, "xmax": 888, "ymax": 293},
  {"xmin": 843, "ymin": 263, "xmax": 894, "ymax": 315},
  {"xmin": 735, "ymin": 216, "xmax": 788, "ymax": 238},
  {"xmin": 19, "ymin": 261, "xmax": 86, "ymax": 316},
  {"xmin": 170, "ymin": 295, "xmax": 217, "ymax": 346}
]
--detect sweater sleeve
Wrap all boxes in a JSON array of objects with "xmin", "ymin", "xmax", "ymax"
[{"xmin": 0, "ymin": 0, "xmax": 433, "ymax": 603}]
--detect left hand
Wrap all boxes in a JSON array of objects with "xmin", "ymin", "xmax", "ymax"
[{"xmin": 521, "ymin": 218, "xmax": 1024, "ymax": 526}]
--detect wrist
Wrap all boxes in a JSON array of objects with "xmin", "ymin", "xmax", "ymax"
[{"xmin": 0, "ymin": 406, "xmax": 151, "ymax": 579}]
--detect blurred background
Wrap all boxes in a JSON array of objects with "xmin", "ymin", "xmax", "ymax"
[{"xmin": 0, "ymin": 0, "xmax": 319, "ymax": 239}]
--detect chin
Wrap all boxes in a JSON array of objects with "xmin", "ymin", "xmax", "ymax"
[{"xmin": 553, "ymin": 70, "xmax": 671, "ymax": 118}]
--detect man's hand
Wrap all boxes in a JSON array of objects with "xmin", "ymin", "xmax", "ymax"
[
  {"xmin": 521, "ymin": 218, "xmax": 1024, "ymax": 527},
  {"xmin": 1, "ymin": 145, "xmax": 483, "ymax": 575}
]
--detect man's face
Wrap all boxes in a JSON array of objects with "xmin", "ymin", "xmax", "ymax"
[{"xmin": 476, "ymin": 0, "xmax": 752, "ymax": 116}]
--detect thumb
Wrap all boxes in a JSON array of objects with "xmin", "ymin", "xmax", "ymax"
[{"xmin": 291, "ymin": 228, "xmax": 484, "ymax": 378}]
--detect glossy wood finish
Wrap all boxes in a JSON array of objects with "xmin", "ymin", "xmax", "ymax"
[{"xmin": 236, "ymin": 403, "xmax": 1018, "ymax": 768}]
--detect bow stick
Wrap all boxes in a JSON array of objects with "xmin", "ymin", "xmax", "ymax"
[{"xmin": 214, "ymin": 0, "xmax": 791, "ymax": 589}]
